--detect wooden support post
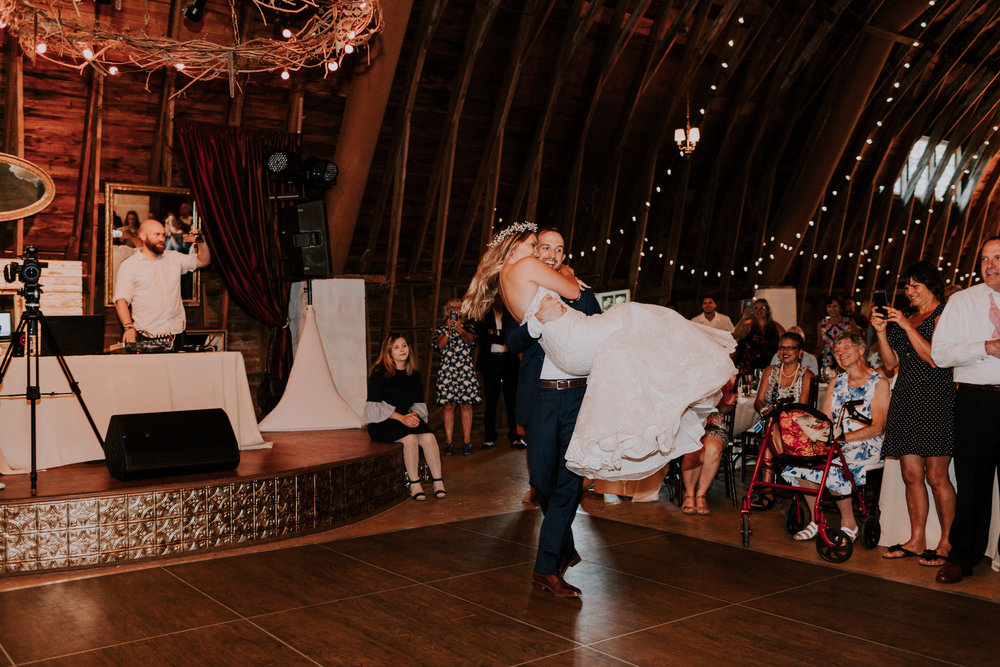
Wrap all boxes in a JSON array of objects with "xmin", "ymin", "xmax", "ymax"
[
  {"xmin": 3, "ymin": 37, "xmax": 25, "ymax": 254},
  {"xmin": 326, "ymin": 0, "xmax": 414, "ymax": 275},
  {"xmin": 86, "ymin": 75, "xmax": 104, "ymax": 314},
  {"xmin": 67, "ymin": 69, "xmax": 101, "ymax": 260}
]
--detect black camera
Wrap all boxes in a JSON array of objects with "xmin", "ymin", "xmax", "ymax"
[{"xmin": 4, "ymin": 246, "xmax": 47, "ymax": 310}]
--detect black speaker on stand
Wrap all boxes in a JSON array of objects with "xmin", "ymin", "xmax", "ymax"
[{"xmin": 278, "ymin": 200, "xmax": 333, "ymax": 280}]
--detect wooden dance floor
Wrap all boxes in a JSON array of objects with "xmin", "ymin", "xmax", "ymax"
[
  {"xmin": 0, "ymin": 430, "xmax": 405, "ymax": 576},
  {"xmin": 0, "ymin": 509, "xmax": 995, "ymax": 664}
]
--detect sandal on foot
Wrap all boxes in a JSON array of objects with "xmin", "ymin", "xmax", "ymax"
[
  {"xmin": 443, "ymin": 442, "xmax": 454, "ymax": 456},
  {"xmin": 431, "ymin": 477, "xmax": 447, "ymax": 499},
  {"xmin": 840, "ymin": 526, "xmax": 858, "ymax": 543},
  {"xmin": 695, "ymin": 496, "xmax": 711, "ymax": 515},
  {"xmin": 463, "ymin": 442, "xmax": 473, "ymax": 456},
  {"xmin": 882, "ymin": 544, "xmax": 921, "ymax": 559},
  {"xmin": 919, "ymin": 550, "xmax": 948, "ymax": 567},
  {"xmin": 793, "ymin": 521, "xmax": 818, "ymax": 541},
  {"xmin": 407, "ymin": 479, "xmax": 427, "ymax": 501},
  {"xmin": 681, "ymin": 497, "xmax": 697, "ymax": 515},
  {"xmin": 749, "ymin": 493, "xmax": 775, "ymax": 511}
]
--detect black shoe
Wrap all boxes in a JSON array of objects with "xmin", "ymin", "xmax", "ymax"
[
  {"xmin": 431, "ymin": 477, "xmax": 447, "ymax": 499},
  {"xmin": 406, "ymin": 479, "xmax": 427, "ymax": 501},
  {"xmin": 444, "ymin": 442, "xmax": 454, "ymax": 456},
  {"xmin": 463, "ymin": 442, "xmax": 473, "ymax": 455},
  {"xmin": 482, "ymin": 441, "xmax": 496, "ymax": 450},
  {"xmin": 511, "ymin": 438, "xmax": 527, "ymax": 450}
]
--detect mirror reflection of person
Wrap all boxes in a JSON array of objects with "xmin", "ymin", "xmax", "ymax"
[
  {"xmin": 113, "ymin": 210, "xmax": 141, "ymax": 247},
  {"xmin": 113, "ymin": 218, "xmax": 210, "ymax": 348}
]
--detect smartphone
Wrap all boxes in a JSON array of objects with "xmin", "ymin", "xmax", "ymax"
[
  {"xmin": 872, "ymin": 289, "xmax": 889, "ymax": 317},
  {"xmin": 738, "ymin": 298, "xmax": 754, "ymax": 317},
  {"xmin": 449, "ymin": 310, "xmax": 458, "ymax": 321}
]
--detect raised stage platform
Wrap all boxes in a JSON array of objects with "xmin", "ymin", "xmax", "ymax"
[{"xmin": 0, "ymin": 430, "xmax": 405, "ymax": 576}]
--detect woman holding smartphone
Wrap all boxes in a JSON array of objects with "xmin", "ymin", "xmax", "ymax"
[
  {"xmin": 432, "ymin": 298, "xmax": 482, "ymax": 455},
  {"xmin": 872, "ymin": 261, "xmax": 956, "ymax": 566}
]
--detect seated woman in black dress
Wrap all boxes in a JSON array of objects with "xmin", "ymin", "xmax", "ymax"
[{"xmin": 364, "ymin": 334, "xmax": 447, "ymax": 501}]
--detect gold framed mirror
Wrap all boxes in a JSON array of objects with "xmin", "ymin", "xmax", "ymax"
[
  {"xmin": 0, "ymin": 153, "xmax": 56, "ymax": 222},
  {"xmin": 104, "ymin": 183, "xmax": 201, "ymax": 307}
]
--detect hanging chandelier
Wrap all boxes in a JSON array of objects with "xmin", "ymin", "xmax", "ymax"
[
  {"xmin": 0, "ymin": 0, "xmax": 383, "ymax": 95},
  {"xmin": 674, "ymin": 96, "xmax": 700, "ymax": 155}
]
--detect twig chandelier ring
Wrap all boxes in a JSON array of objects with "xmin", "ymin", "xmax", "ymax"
[{"xmin": 0, "ymin": 0, "xmax": 383, "ymax": 94}]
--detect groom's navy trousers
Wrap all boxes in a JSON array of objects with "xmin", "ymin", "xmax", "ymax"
[{"xmin": 505, "ymin": 288, "xmax": 600, "ymax": 575}]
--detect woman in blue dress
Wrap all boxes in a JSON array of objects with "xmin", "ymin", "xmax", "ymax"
[{"xmin": 783, "ymin": 330, "xmax": 889, "ymax": 543}]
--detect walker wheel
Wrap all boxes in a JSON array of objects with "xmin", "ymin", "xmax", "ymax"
[
  {"xmin": 860, "ymin": 515, "xmax": 881, "ymax": 549},
  {"xmin": 741, "ymin": 512, "xmax": 751, "ymax": 548},
  {"xmin": 784, "ymin": 503, "xmax": 807, "ymax": 535},
  {"xmin": 816, "ymin": 528, "xmax": 853, "ymax": 563}
]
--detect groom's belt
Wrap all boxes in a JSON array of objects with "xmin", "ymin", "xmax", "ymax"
[{"xmin": 538, "ymin": 378, "xmax": 587, "ymax": 390}]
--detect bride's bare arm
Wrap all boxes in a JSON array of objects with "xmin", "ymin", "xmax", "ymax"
[{"xmin": 510, "ymin": 257, "xmax": 581, "ymax": 301}]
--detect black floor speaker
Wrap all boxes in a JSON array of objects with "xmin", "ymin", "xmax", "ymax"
[{"xmin": 104, "ymin": 409, "xmax": 240, "ymax": 481}]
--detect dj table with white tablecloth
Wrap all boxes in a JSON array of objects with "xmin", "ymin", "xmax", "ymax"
[{"xmin": 0, "ymin": 351, "xmax": 266, "ymax": 474}]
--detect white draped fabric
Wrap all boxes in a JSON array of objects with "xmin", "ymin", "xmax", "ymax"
[
  {"xmin": 0, "ymin": 351, "xmax": 266, "ymax": 474},
  {"xmin": 257, "ymin": 304, "xmax": 361, "ymax": 431}
]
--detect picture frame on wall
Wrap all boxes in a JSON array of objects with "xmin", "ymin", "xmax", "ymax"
[{"xmin": 595, "ymin": 289, "xmax": 630, "ymax": 312}]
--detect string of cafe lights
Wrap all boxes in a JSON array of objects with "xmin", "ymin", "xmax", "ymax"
[
  {"xmin": 749, "ymin": 0, "xmax": 998, "ymax": 295},
  {"xmin": 0, "ymin": 0, "xmax": 382, "ymax": 94},
  {"xmin": 560, "ymin": 11, "xmax": 755, "ymax": 285},
  {"xmin": 494, "ymin": 2, "xmax": 993, "ymax": 293}
]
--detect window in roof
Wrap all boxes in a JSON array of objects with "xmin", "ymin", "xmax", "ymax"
[{"xmin": 894, "ymin": 137, "xmax": 958, "ymax": 202}]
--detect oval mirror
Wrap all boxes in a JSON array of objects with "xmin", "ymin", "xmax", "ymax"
[{"xmin": 0, "ymin": 153, "xmax": 55, "ymax": 222}]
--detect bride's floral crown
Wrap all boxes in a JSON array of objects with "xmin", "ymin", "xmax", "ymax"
[{"xmin": 488, "ymin": 221, "xmax": 537, "ymax": 249}]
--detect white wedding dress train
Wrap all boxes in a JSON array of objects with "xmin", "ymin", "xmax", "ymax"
[{"xmin": 526, "ymin": 287, "xmax": 737, "ymax": 481}]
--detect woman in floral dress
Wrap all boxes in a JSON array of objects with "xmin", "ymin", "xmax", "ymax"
[{"xmin": 432, "ymin": 298, "xmax": 482, "ymax": 455}]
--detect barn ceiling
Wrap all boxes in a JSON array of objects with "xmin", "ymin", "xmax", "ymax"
[{"xmin": 1, "ymin": 0, "xmax": 998, "ymax": 315}]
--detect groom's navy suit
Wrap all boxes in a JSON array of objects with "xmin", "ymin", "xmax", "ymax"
[{"xmin": 505, "ymin": 289, "xmax": 601, "ymax": 575}]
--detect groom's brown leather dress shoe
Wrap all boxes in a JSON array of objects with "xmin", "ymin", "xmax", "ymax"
[
  {"xmin": 532, "ymin": 571, "xmax": 581, "ymax": 598},
  {"xmin": 935, "ymin": 562, "xmax": 972, "ymax": 584},
  {"xmin": 559, "ymin": 551, "xmax": 581, "ymax": 577}
]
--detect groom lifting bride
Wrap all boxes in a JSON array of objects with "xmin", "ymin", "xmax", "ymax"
[{"xmin": 462, "ymin": 222, "xmax": 736, "ymax": 598}]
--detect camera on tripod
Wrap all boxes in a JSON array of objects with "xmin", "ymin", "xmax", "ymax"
[{"xmin": 4, "ymin": 245, "xmax": 47, "ymax": 311}]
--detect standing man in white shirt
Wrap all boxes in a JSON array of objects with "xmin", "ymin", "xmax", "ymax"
[
  {"xmin": 114, "ymin": 218, "xmax": 211, "ymax": 349},
  {"xmin": 691, "ymin": 295, "xmax": 735, "ymax": 332},
  {"xmin": 931, "ymin": 236, "xmax": 1000, "ymax": 584}
]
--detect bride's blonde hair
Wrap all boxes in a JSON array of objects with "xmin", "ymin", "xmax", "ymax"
[{"xmin": 462, "ymin": 229, "xmax": 535, "ymax": 321}]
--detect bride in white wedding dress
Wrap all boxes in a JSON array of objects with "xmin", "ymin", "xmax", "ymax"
[{"xmin": 462, "ymin": 223, "xmax": 737, "ymax": 482}]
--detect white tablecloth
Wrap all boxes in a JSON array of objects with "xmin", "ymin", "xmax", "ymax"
[
  {"xmin": 878, "ymin": 458, "xmax": 1000, "ymax": 571},
  {"xmin": 0, "ymin": 352, "xmax": 266, "ymax": 473}
]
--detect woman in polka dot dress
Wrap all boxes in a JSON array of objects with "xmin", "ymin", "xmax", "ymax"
[{"xmin": 873, "ymin": 261, "xmax": 956, "ymax": 566}]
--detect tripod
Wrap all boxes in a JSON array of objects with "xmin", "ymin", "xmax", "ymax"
[{"xmin": 0, "ymin": 304, "xmax": 103, "ymax": 496}]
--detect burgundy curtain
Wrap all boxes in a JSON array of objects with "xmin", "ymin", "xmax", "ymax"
[{"xmin": 176, "ymin": 123, "xmax": 301, "ymax": 411}]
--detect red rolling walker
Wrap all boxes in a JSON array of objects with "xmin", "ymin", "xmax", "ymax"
[{"xmin": 740, "ymin": 402, "xmax": 881, "ymax": 562}]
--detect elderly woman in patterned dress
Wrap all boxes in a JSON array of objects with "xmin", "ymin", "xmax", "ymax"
[
  {"xmin": 432, "ymin": 298, "xmax": 482, "ymax": 456},
  {"xmin": 784, "ymin": 330, "xmax": 889, "ymax": 543}
]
